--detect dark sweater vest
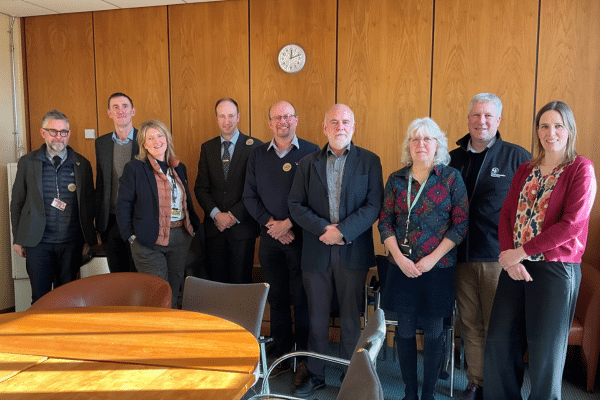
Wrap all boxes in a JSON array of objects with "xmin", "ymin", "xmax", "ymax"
[{"xmin": 40, "ymin": 153, "xmax": 83, "ymax": 244}]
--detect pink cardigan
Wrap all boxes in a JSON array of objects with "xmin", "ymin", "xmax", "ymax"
[{"xmin": 499, "ymin": 156, "xmax": 597, "ymax": 263}]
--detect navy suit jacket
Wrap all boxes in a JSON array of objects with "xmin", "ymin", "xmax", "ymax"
[
  {"xmin": 116, "ymin": 158, "xmax": 200, "ymax": 248},
  {"xmin": 194, "ymin": 132, "xmax": 262, "ymax": 240},
  {"xmin": 94, "ymin": 128, "xmax": 139, "ymax": 234},
  {"xmin": 10, "ymin": 144, "xmax": 97, "ymax": 248},
  {"xmin": 288, "ymin": 143, "xmax": 383, "ymax": 272}
]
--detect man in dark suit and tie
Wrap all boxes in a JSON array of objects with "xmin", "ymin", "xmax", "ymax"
[
  {"xmin": 194, "ymin": 98, "xmax": 262, "ymax": 283},
  {"xmin": 289, "ymin": 104, "xmax": 383, "ymax": 396},
  {"xmin": 11, "ymin": 109, "xmax": 97, "ymax": 304},
  {"xmin": 95, "ymin": 92, "xmax": 139, "ymax": 273}
]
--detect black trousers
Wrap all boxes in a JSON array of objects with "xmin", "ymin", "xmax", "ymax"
[
  {"xmin": 258, "ymin": 229, "xmax": 309, "ymax": 357},
  {"xmin": 302, "ymin": 246, "xmax": 368, "ymax": 380},
  {"xmin": 26, "ymin": 241, "xmax": 84, "ymax": 304},
  {"xmin": 206, "ymin": 231, "xmax": 256, "ymax": 284},
  {"xmin": 100, "ymin": 213, "xmax": 136, "ymax": 273},
  {"xmin": 484, "ymin": 261, "xmax": 581, "ymax": 400}
]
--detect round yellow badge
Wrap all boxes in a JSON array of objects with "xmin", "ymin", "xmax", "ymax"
[
  {"xmin": 68, "ymin": 183, "xmax": 76, "ymax": 192},
  {"xmin": 282, "ymin": 163, "xmax": 292, "ymax": 172},
  {"xmin": 246, "ymin": 138, "xmax": 254, "ymax": 145}
]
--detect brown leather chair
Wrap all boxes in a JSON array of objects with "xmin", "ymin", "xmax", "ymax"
[
  {"xmin": 29, "ymin": 272, "xmax": 172, "ymax": 310},
  {"xmin": 569, "ymin": 262, "xmax": 600, "ymax": 392}
]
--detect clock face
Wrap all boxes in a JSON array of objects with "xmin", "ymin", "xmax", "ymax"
[{"xmin": 278, "ymin": 44, "xmax": 306, "ymax": 73}]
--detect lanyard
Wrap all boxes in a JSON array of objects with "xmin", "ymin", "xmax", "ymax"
[{"xmin": 405, "ymin": 170, "xmax": 429, "ymax": 233}]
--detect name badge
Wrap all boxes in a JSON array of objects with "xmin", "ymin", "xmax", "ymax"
[
  {"xmin": 52, "ymin": 198, "xmax": 66, "ymax": 211},
  {"xmin": 171, "ymin": 209, "xmax": 182, "ymax": 218}
]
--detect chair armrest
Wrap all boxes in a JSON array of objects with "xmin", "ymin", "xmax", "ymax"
[{"xmin": 259, "ymin": 351, "xmax": 350, "ymax": 395}]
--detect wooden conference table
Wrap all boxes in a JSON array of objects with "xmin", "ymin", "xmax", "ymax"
[{"xmin": 0, "ymin": 306, "xmax": 259, "ymax": 399}]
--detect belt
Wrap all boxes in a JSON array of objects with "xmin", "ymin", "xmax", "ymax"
[{"xmin": 170, "ymin": 220, "xmax": 184, "ymax": 228}]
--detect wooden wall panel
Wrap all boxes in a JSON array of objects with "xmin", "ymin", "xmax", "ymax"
[
  {"xmin": 536, "ymin": 0, "xmax": 600, "ymax": 263},
  {"xmin": 337, "ymin": 0, "xmax": 433, "ymax": 256},
  {"xmin": 169, "ymin": 0, "xmax": 249, "ymax": 217},
  {"xmin": 94, "ymin": 7, "xmax": 171, "ymax": 142},
  {"xmin": 24, "ymin": 13, "xmax": 97, "ymax": 159},
  {"xmin": 250, "ymin": 0, "xmax": 337, "ymax": 146},
  {"xmin": 337, "ymin": 0, "xmax": 433, "ymax": 179},
  {"xmin": 431, "ymin": 0, "xmax": 538, "ymax": 150}
]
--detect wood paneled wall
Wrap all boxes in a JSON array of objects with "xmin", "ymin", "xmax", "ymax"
[
  {"xmin": 169, "ymin": 0, "xmax": 250, "ymax": 208},
  {"xmin": 22, "ymin": 0, "xmax": 600, "ymax": 263},
  {"xmin": 431, "ymin": 0, "xmax": 539, "ymax": 149},
  {"xmin": 337, "ymin": 0, "xmax": 433, "ymax": 179},
  {"xmin": 94, "ymin": 7, "xmax": 171, "ymax": 139},
  {"xmin": 24, "ymin": 13, "xmax": 97, "ymax": 157},
  {"xmin": 249, "ymin": 0, "xmax": 337, "ymax": 145},
  {"xmin": 535, "ymin": 0, "xmax": 600, "ymax": 262}
]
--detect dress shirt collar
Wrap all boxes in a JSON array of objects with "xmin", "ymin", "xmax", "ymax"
[{"xmin": 112, "ymin": 127, "xmax": 135, "ymax": 145}]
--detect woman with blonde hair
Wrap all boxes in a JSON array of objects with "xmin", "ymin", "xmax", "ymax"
[{"xmin": 117, "ymin": 119, "xmax": 200, "ymax": 308}]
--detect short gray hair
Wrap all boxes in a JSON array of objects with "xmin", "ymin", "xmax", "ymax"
[
  {"xmin": 469, "ymin": 93, "xmax": 503, "ymax": 116},
  {"xmin": 42, "ymin": 109, "xmax": 69, "ymax": 128},
  {"xmin": 400, "ymin": 117, "xmax": 450, "ymax": 166}
]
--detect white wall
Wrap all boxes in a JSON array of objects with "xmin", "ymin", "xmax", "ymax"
[{"xmin": 0, "ymin": 14, "xmax": 26, "ymax": 309}]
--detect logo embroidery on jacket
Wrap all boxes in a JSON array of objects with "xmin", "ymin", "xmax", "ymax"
[{"xmin": 490, "ymin": 167, "xmax": 505, "ymax": 178}]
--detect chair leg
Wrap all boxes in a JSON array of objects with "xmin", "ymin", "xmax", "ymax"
[{"xmin": 259, "ymin": 340, "xmax": 269, "ymax": 392}]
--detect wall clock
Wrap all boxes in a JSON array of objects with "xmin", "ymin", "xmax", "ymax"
[{"xmin": 278, "ymin": 44, "xmax": 306, "ymax": 73}]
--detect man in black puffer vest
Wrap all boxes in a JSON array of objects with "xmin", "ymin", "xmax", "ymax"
[{"xmin": 11, "ymin": 109, "xmax": 96, "ymax": 304}]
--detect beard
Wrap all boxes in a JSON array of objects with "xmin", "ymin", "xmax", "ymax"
[{"xmin": 47, "ymin": 140, "xmax": 67, "ymax": 154}]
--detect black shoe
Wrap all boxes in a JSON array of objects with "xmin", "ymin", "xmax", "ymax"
[
  {"xmin": 293, "ymin": 375, "xmax": 326, "ymax": 397},
  {"xmin": 268, "ymin": 360, "xmax": 291, "ymax": 379}
]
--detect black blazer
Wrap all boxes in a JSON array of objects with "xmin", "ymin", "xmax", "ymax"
[
  {"xmin": 194, "ymin": 132, "xmax": 262, "ymax": 239},
  {"xmin": 288, "ymin": 143, "xmax": 383, "ymax": 272},
  {"xmin": 94, "ymin": 128, "xmax": 139, "ymax": 234},
  {"xmin": 10, "ymin": 145, "xmax": 97, "ymax": 248},
  {"xmin": 116, "ymin": 158, "xmax": 200, "ymax": 248}
]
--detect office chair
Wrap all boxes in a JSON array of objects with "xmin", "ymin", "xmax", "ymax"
[
  {"xmin": 181, "ymin": 276, "xmax": 271, "ymax": 380},
  {"xmin": 250, "ymin": 307, "xmax": 386, "ymax": 400},
  {"xmin": 29, "ymin": 272, "xmax": 172, "ymax": 309}
]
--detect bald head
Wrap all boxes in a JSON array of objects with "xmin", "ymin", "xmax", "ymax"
[{"xmin": 269, "ymin": 100, "xmax": 298, "ymax": 140}]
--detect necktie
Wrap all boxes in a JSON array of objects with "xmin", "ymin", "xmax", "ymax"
[
  {"xmin": 222, "ymin": 141, "xmax": 231, "ymax": 180},
  {"xmin": 53, "ymin": 155, "xmax": 61, "ymax": 170}
]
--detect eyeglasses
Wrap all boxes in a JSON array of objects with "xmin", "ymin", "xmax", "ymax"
[
  {"xmin": 43, "ymin": 128, "xmax": 70, "ymax": 137},
  {"xmin": 270, "ymin": 114, "xmax": 296, "ymax": 122},
  {"xmin": 410, "ymin": 136, "xmax": 434, "ymax": 144}
]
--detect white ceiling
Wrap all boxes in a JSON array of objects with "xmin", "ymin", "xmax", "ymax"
[{"xmin": 0, "ymin": 0, "xmax": 225, "ymax": 17}]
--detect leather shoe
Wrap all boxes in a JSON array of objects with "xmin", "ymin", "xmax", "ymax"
[
  {"xmin": 460, "ymin": 382, "xmax": 483, "ymax": 400},
  {"xmin": 294, "ymin": 361, "xmax": 308, "ymax": 386},
  {"xmin": 293, "ymin": 375, "xmax": 326, "ymax": 397},
  {"xmin": 268, "ymin": 359, "xmax": 291, "ymax": 379}
]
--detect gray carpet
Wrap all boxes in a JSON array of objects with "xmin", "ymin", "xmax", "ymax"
[{"xmin": 243, "ymin": 342, "xmax": 600, "ymax": 399}]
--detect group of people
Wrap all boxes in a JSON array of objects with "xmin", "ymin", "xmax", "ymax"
[
  {"xmin": 10, "ymin": 91, "xmax": 596, "ymax": 400},
  {"xmin": 379, "ymin": 93, "xmax": 596, "ymax": 400}
]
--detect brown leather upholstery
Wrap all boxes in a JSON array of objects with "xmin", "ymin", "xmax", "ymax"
[
  {"xmin": 29, "ymin": 272, "xmax": 172, "ymax": 310},
  {"xmin": 568, "ymin": 262, "xmax": 600, "ymax": 392}
]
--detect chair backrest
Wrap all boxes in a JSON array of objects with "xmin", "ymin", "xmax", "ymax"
[
  {"xmin": 28, "ymin": 272, "xmax": 172, "ymax": 310},
  {"xmin": 337, "ymin": 348, "xmax": 384, "ymax": 400},
  {"xmin": 181, "ymin": 276, "xmax": 269, "ymax": 339},
  {"xmin": 354, "ymin": 307, "xmax": 386, "ymax": 364}
]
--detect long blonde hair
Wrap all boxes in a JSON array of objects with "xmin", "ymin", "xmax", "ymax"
[{"xmin": 136, "ymin": 119, "xmax": 177, "ymax": 162}]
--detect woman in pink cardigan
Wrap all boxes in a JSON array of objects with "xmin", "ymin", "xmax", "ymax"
[{"xmin": 483, "ymin": 101, "xmax": 597, "ymax": 400}]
